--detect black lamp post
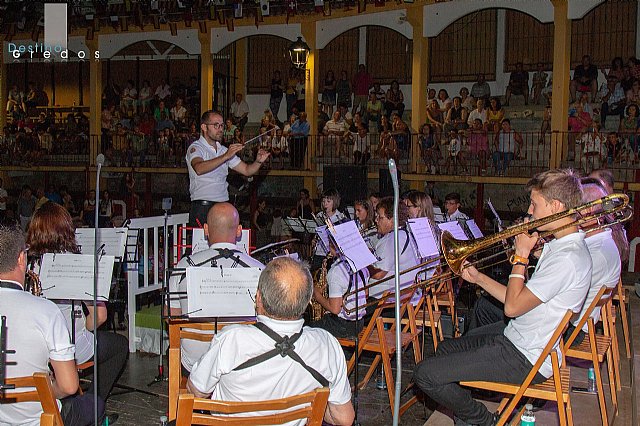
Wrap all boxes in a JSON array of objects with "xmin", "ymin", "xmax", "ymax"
[{"xmin": 288, "ymin": 36, "xmax": 310, "ymax": 69}]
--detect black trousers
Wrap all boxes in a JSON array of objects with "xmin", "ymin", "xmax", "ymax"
[
  {"xmin": 60, "ymin": 393, "xmax": 104, "ymax": 426},
  {"xmin": 92, "ymin": 331, "xmax": 129, "ymax": 400},
  {"xmin": 413, "ymin": 322, "xmax": 545, "ymax": 426},
  {"xmin": 308, "ymin": 313, "xmax": 364, "ymax": 339},
  {"xmin": 467, "ymin": 294, "xmax": 506, "ymax": 332}
]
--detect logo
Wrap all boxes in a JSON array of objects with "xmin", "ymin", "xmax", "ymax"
[{"xmin": 8, "ymin": 3, "xmax": 99, "ymax": 62}]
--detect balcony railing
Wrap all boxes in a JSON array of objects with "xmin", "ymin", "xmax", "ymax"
[{"xmin": 1, "ymin": 131, "xmax": 638, "ymax": 183}]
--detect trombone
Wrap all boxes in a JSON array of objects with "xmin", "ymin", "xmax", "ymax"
[{"xmin": 343, "ymin": 193, "xmax": 632, "ymax": 314}]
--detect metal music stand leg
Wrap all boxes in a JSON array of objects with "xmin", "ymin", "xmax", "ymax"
[{"xmin": 148, "ymin": 209, "xmax": 169, "ymax": 386}]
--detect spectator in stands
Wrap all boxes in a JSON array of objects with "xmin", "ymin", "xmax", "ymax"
[
  {"xmin": 419, "ymin": 123, "xmax": 440, "ymax": 174},
  {"xmin": 222, "ymin": 117, "xmax": 237, "ymax": 144},
  {"xmin": 17, "ymin": 185, "xmax": 36, "ymax": 231},
  {"xmin": 45, "ymin": 185, "xmax": 62, "ymax": 205},
  {"xmin": 426, "ymin": 88, "xmax": 437, "ymax": 105},
  {"xmin": 352, "ymin": 125, "xmax": 370, "ymax": 165},
  {"xmin": 391, "ymin": 112, "xmax": 410, "ymax": 152},
  {"xmin": 487, "ymin": 97, "xmax": 505, "ymax": 132},
  {"xmin": 24, "ymin": 82, "xmax": 37, "ymax": 112},
  {"xmin": 468, "ymin": 118, "xmax": 489, "ymax": 174},
  {"xmin": 459, "ymin": 87, "xmax": 474, "ymax": 111},
  {"xmin": 231, "ymin": 93, "xmax": 250, "ymax": 131},
  {"xmin": 467, "ymin": 98, "xmax": 488, "ymax": 128},
  {"xmin": 171, "ymin": 98, "xmax": 188, "ymax": 130},
  {"xmin": 295, "ymin": 73, "xmax": 306, "ymax": 112},
  {"xmin": 579, "ymin": 123, "xmax": 605, "ymax": 173},
  {"xmin": 621, "ymin": 65, "xmax": 634, "ymax": 92},
  {"xmin": 437, "ymin": 89, "xmax": 453, "ymax": 114},
  {"xmin": 531, "ymin": 63, "xmax": 549, "ymax": 105},
  {"xmin": 492, "ymin": 119, "xmax": 523, "ymax": 176},
  {"xmin": 366, "ymin": 92, "xmax": 383, "ymax": 130},
  {"xmin": 629, "ymin": 56, "xmax": 640, "ymax": 80},
  {"xmin": 504, "ymin": 62, "xmax": 529, "ymax": 106},
  {"xmin": 626, "ymin": 79, "xmax": 640, "ymax": 105},
  {"xmin": 34, "ymin": 187, "xmax": 49, "ymax": 212},
  {"xmin": 445, "ymin": 96, "xmax": 468, "ymax": 133},
  {"xmin": 6, "ymin": 84, "xmax": 24, "ymax": 114},
  {"xmin": 568, "ymin": 102, "xmax": 593, "ymax": 160},
  {"xmin": 155, "ymin": 78, "xmax": 171, "ymax": 102},
  {"xmin": 385, "ymin": 80, "xmax": 405, "ymax": 118},
  {"xmin": 153, "ymin": 100, "xmax": 170, "ymax": 122},
  {"xmin": 539, "ymin": 101, "xmax": 552, "ymax": 145},
  {"xmin": 121, "ymin": 80, "xmax": 137, "ymax": 111},
  {"xmin": 138, "ymin": 80, "xmax": 152, "ymax": 113},
  {"xmin": 426, "ymin": 99, "xmax": 444, "ymax": 137},
  {"xmin": 607, "ymin": 57, "xmax": 625, "ymax": 81},
  {"xmin": 605, "ymin": 132, "xmax": 622, "ymax": 165},
  {"xmin": 370, "ymin": 82, "xmax": 385, "ymax": 104},
  {"xmin": 377, "ymin": 115, "xmax": 397, "ymax": 162},
  {"xmin": 352, "ymin": 64, "xmax": 373, "ymax": 116},
  {"xmin": 286, "ymin": 68, "xmax": 299, "ymax": 117},
  {"xmin": 570, "ymin": 55, "xmax": 599, "ymax": 103},
  {"xmin": 34, "ymin": 83, "xmax": 49, "ymax": 107},
  {"xmin": 269, "ymin": 70, "xmax": 284, "ymax": 122},
  {"xmin": 270, "ymin": 128, "xmax": 289, "ymax": 169},
  {"xmin": 290, "ymin": 112, "xmax": 310, "ymax": 169},
  {"xmin": 98, "ymin": 190, "xmax": 113, "ymax": 228},
  {"xmin": 444, "ymin": 130, "xmax": 466, "ymax": 175},
  {"xmin": 470, "ymin": 73, "xmax": 491, "ymax": 102},
  {"xmin": 599, "ymin": 74, "xmax": 627, "ymax": 127},
  {"xmin": 155, "ymin": 111, "xmax": 175, "ymax": 132},
  {"xmin": 619, "ymin": 103, "xmax": 639, "ymax": 162},
  {"xmin": 336, "ymin": 70, "xmax": 352, "ymax": 111},
  {"xmin": 323, "ymin": 111, "xmax": 348, "ymax": 158}
]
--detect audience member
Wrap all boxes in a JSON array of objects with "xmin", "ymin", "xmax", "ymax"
[
  {"xmin": 155, "ymin": 79, "xmax": 172, "ymax": 102},
  {"xmin": 570, "ymin": 55, "xmax": 599, "ymax": 102},
  {"xmin": 470, "ymin": 73, "xmax": 491, "ymax": 102},
  {"xmin": 493, "ymin": 119, "xmax": 523, "ymax": 176},
  {"xmin": 336, "ymin": 70, "xmax": 352, "ymax": 110},
  {"xmin": 352, "ymin": 64, "xmax": 372, "ymax": 115},
  {"xmin": 231, "ymin": 93, "xmax": 250, "ymax": 131},
  {"xmin": 385, "ymin": 80, "xmax": 405, "ymax": 118},
  {"xmin": 531, "ymin": 63, "xmax": 549, "ymax": 105},
  {"xmin": 504, "ymin": 62, "xmax": 529, "ymax": 106}
]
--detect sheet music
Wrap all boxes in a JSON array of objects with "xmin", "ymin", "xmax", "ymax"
[
  {"xmin": 466, "ymin": 219, "xmax": 484, "ymax": 239},
  {"xmin": 438, "ymin": 221, "xmax": 468, "ymax": 241},
  {"xmin": 433, "ymin": 206, "xmax": 446, "ymax": 223},
  {"xmin": 192, "ymin": 229, "xmax": 250, "ymax": 255},
  {"xmin": 186, "ymin": 267, "xmax": 261, "ymax": 317},
  {"xmin": 316, "ymin": 225, "xmax": 331, "ymax": 253},
  {"xmin": 284, "ymin": 218, "xmax": 305, "ymax": 232},
  {"xmin": 328, "ymin": 221, "xmax": 377, "ymax": 272},
  {"xmin": 407, "ymin": 218, "xmax": 440, "ymax": 259},
  {"xmin": 76, "ymin": 228, "xmax": 127, "ymax": 259},
  {"xmin": 39, "ymin": 253, "xmax": 114, "ymax": 301}
]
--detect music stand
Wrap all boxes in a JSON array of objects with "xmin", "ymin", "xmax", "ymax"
[{"xmin": 0, "ymin": 316, "xmax": 15, "ymax": 391}]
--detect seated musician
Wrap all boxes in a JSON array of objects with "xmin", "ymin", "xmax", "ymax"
[
  {"xmin": 26, "ymin": 202, "xmax": 128, "ymax": 405},
  {"xmin": 367, "ymin": 197, "xmax": 421, "ymax": 306},
  {"xmin": 186, "ymin": 257, "xmax": 355, "ymax": 425},
  {"xmin": 168, "ymin": 202, "xmax": 264, "ymax": 373},
  {"xmin": 414, "ymin": 169, "xmax": 592, "ymax": 426},
  {"xmin": 0, "ymin": 224, "xmax": 103, "ymax": 425},
  {"xmin": 308, "ymin": 241, "xmax": 369, "ymax": 338}
]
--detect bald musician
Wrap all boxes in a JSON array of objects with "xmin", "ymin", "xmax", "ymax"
[
  {"xmin": 187, "ymin": 257, "xmax": 355, "ymax": 425},
  {"xmin": 414, "ymin": 169, "xmax": 592, "ymax": 426},
  {"xmin": 168, "ymin": 203, "xmax": 264, "ymax": 373}
]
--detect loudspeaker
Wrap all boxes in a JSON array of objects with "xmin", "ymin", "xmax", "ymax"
[
  {"xmin": 378, "ymin": 168, "xmax": 401, "ymax": 198},
  {"xmin": 323, "ymin": 165, "xmax": 368, "ymax": 207}
]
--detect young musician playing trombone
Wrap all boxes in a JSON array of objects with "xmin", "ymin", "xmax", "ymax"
[{"xmin": 414, "ymin": 169, "xmax": 592, "ymax": 426}]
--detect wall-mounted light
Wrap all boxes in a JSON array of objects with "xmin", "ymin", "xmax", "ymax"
[{"xmin": 288, "ymin": 36, "xmax": 310, "ymax": 69}]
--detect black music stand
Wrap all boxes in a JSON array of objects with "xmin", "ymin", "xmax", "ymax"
[{"xmin": 0, "ymin": 316, "xmax": 15, "ymax": 391}]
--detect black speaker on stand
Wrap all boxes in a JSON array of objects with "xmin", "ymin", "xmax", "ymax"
[
  {"xmin": 379, "ymin": 168, "xmax": 401, "ymax": 198},
  {"xmin": 322, "ymin": 165, "xmax": 368, "ymax": 207}
]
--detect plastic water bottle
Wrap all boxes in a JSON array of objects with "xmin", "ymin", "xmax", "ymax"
[
  {"xmin": 588, "ymin": 367, "xmax": 597, "ymax": 393},
  {"xmin": 520, "ymin": 403, "xmax": 535, "ymax": 425},
  {"xmin": 159, "ymin": 415, "xmax": 168, "ymax": 426}
]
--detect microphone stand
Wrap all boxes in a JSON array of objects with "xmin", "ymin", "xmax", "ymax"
[
  {"xmin": 93, "ymin": 154, "xmax": 105, "ymax": 426},
  {"xmin": 388, "ymin": 158, "xmax": 402, "ymax": 426}
]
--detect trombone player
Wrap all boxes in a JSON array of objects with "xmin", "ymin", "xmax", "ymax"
[{"xmin": 414, "ymin": 169, "xmax": 592, "ymax": 426}]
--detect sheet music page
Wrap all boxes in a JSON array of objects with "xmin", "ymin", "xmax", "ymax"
[
  {"xmin": 408, "ymin": 218, "xmax": 440, "ymax": 258},
  {"xmin": 191, "ymin": 229, "xmax": 250, "ymax": 255},
  {"xmin": 438, "ymin": 221, "xmax": 468, "ymax": 241},
  {"xmin": 303, "ymin": 219, "xmax": 318, "ymax": 232},
  {"xmin": 466, "ymin": 219, "xmax": 484, "ymax": 239},
  {"xmin": 186, "ymin": 267, "xmax": 261, "ymax": 317},
  {"xmin": 316, "ymin": 225, "xmax": 331, "ymax": 253},
  {"xmin": 76, "ymin": 228, "xmax": 127, "ymax": 258},
  {"xmin": 39, "ymin": 253, "xmax": 115, "ymax": 300},
  {"xmin": 283, "ymin": 218, "xmax": 305, "ymax": 232},
  {"xmin": 328, "ymin": 221, "xmax": 377, "ymax": 272}
]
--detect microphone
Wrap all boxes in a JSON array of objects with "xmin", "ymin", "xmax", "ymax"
[
  {"xmin": 96, "ymin": 153, "xmax": 105, "ymax": 166},
  {"xmin": 388, "ymin": 158, "xmax": 401, "ymax": 426}
]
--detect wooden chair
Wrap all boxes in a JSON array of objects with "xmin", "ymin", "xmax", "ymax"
[
  {"xmin": 175, "ymin": 387, "xmax": 329, "ymax": 426},
  {"xmin": 0, "ymin": 372, "xmax": 64, "ymax": 426},
  {"xmin": 612, "ymin": 278, "xmax": 630, "ymax": 359},
  {"xmin": 565, "ymin": 286, "xmax": 617, "ymax": 426},
  {"xmin": 602, "ymin": 299, "xmax": 621, "ymax": 392},
  {"xmin": 407, "ymin": 287, "xmax": 443, "ymax": 354},
  {"xmin": 433, "ymin": 276, "xmax": 459, "ymax": 337},
  {"xmin": 337, "ymin": 289, "xmax": 421, "ymax": 416},
  {"xmin": 460, "ymin": 310, "xmax": 575, "ymax": 426},
  {"xmin": 75, "ymin": 360, "xmax": 94, "ymax": 395},
  {"xmin": 168, "ymin": 319, "xmax": 255, "ymax": 421}
]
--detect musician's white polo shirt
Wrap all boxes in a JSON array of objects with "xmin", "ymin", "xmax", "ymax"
[
  {"xmin": 577, "ymin": 229, "xmax": 620, "ymax": 332},
  {"xmin": 189, "ymin": 315, "xmax": 351, "ymax": 426},
  {"xmin": 186, "ymin": 136, "xmax": 241, "ymax": 202},
  {"xmin": 445, "ymin": 208, "xmax": 469, "ymax": 222},
  {"xmin": 168, "ymin": 243, "xmax": 264, "ymax": 371},
  {"xmin": 0, "ymin": 282, "xmax": 75, "ymax": 426},
  {"xmin": 504, "ymin": 231, "xmax": 591, "ymax": 378},
  {"xmin": 327, "ymin": 260, "xmax": 368, "ymax": 321},
  {"xmin": 368, "ymin": 229, "xmax": 421, "ymax": 303}
]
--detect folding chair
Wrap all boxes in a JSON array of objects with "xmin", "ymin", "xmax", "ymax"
[
  {"xmin": 612, "ymin": 278, "xmax": 630, "ymax": 359},
  {"xmin": 337, "ymin": 289, "xmax": 421, "ymax": 416},
  {"xmin": 0, "ymin": 372, "xmax": 64, "ymax": 426},
  {"xmin": 168, "ymin": 319, "xmax": 255, "ymax": 421},
  {"xmin": 407, "ymin": 287, "xmax": 443, "ymax": 354},
  {"xmin": 460, "ymin": 310, "xmax": 575, "ymax": 426},
  {"xmin": 433, "ymin": 276, "xmax": 459, "ymax": 336},
  {"xmin": 175, "ymin": 387, "xmax": 329, "ymax": 426},
  {"xmin": 565, "ymin": 286, "xmax": 617, "ymax": 425}
]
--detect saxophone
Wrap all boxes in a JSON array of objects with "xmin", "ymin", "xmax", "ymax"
[
  {"xmin": 24, "ymin": 269, "xmax": 43, "ymax": 297},
  {"xmin": 310, "ymin": 255, "xmax": 331, "ymax": 321}
]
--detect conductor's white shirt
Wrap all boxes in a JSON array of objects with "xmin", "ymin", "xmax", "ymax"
[{"xmin": 186, "ymin": 136, "xmax": 241, "ymax": 202}]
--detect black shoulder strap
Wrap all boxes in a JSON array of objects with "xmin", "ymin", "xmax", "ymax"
[
  {"xmin": 232, "ymin": 322, "xmax": 330, "ymax": 387},
  {"xmin": 399, "ymin": 228, "xmax": 410, "ymax": 255},
  {"xmin": 175, "ymin": 247, "xmax": 251, "ymax": 282}
]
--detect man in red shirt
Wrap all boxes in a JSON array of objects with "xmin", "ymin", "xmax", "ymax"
[{"xmin": 352, "ymin": 64, "xmax": 373, "ymax": 116}]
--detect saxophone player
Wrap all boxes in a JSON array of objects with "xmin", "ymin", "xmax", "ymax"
[{"xmin": 308, "ymin": 241, "xmax": 369, "ymax": 338}]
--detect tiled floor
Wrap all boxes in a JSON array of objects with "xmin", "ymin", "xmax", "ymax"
[{"xmin": 105, "ymin": 278, "xmax": 638, "ymax": 425}]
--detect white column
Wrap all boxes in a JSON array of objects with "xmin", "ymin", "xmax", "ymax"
[
  {"xmin": 359, "ymin": 27, "xmax": 367, "ymax": 65},
  {"xmin": 494, "ymin": 9, "xmax": 507, "ymax": 96}
]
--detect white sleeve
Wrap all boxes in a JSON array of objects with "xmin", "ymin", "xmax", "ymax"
[
  {"xmin": 326, "ymin": 336, "xmax": 352, "ymax": 405},
  {"xmin": 221, "ymin": 145, "xmax": 242, "ymax": 168},
  {"xmin": 186, "ymin": 143, "xmax": 205, "ymax": 163},
  {"xmin": 45, "ymin": 304, "xmax": 76, "ymax": 361}
]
